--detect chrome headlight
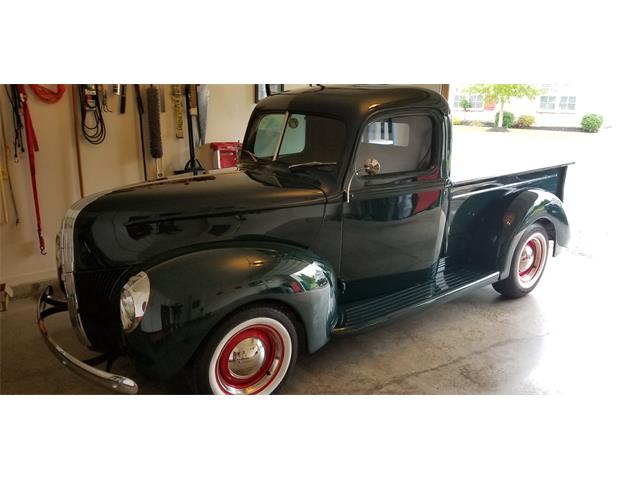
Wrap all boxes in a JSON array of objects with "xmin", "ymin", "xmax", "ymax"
[{"xmin": 120, "ymin": 272, "xmax": 150, "ymax": 333}]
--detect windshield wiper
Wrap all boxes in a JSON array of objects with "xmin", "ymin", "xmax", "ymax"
[
  {"xmin": 242, "ymin": 149, "xmax": 260, "ymax": 163},
  {"xmin": 288, "ymin": 161, "xmax": 337, "ymax": 170}
]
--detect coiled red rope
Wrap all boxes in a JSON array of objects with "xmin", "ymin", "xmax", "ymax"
[{"xmin": 29, "ymin": 84, "xmax": 66, "ymax": 104}]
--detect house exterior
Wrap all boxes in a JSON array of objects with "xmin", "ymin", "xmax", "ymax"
[{"xmin": 450, "ymin": 84, "xmax": 609, "ymax": 128}]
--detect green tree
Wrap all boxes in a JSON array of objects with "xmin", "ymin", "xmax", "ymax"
[
  {"xmin": 460, "ymin": 98, "xmax": 471, "ymax": 121},
  {"xmin": 466, "ymin": 84, "xmax": 541, "ymax": 128}
]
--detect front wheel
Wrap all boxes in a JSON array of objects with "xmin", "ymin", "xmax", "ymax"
[
  {"xmin": 493, "ymin": 224, "xmax": 549, "ymax": 299},
  {"xmin": 191, "ymin": 305, "xmax": 298, "ymax": 395}
]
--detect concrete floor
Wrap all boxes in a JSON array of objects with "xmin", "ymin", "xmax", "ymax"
[
  {"xmin": 1, "ymin": 250, "xmax": 634, "ymax": 395},
  {"xmin": 2, "ymin": 126, "xmax": 637, "ymax": 394}
]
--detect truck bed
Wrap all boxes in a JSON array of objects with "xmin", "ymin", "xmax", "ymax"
[{"xmin": 450, "ymin": 163, "xmax": 572, "ymax": 200}]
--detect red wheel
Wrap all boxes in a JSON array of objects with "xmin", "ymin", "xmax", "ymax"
[
  {"xmin": 192, "ymin": 306, "xmax": 297, "ymax": 395},
  {"xmin": 493, "ymin": 224, "xmax": 549, "ymax": 299},
  {"xmin": 516, "ymin": 231, "xmax": 548, "ymax": 289}
]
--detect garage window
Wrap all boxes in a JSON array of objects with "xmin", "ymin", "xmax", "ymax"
[
  {"xmin": 559, "ymin": 96, "xmax": 576, "ymax": 111},
  {"xmin": 539, "ymin": 96, "xmax": 556, "ymax": 111},
  {"xmin": 453, "ymin": 93, "xmax": 484, "ymax": 110}
]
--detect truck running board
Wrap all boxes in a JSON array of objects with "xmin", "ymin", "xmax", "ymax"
[{"xmin": 333, "ymin": 259, "xmax": 499, "ymax": 335}]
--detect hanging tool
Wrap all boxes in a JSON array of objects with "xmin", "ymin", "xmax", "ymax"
[
  {"xmin": 99, "ymin": 84, "xmax": 112, "ymax": 112},
  {"xmin": 78, "ymin": 84, "xmax": 106, "ymax": 144},
  {"xmin": 118, "ymin": 84, "xmax": 127, "ymax": 114},
  {"xmin": 158, "ymin": 85, "xmax": 166, "ymax": 113},
  {"xmin": 16, "ymin": 85, "xmax": 46, "ymax": 254},
  {"xmin": 112, "ymin": 84, "xmax": 123, "ymax": 114},
  {"xmin": 147, "ymin": 85, "xmax": 164, "ymax": 179},
  {"xmin": 196, "ymin": 84, "xmax": 209, "ymax": 146},
  {"xmin": 71, "ymin": 85, "xmax": 85, "ymax": 198},
  {"xmin": 0, "ymin": 105, "xmax": 19, "ymax": 225},
  {"xmin": 134, "ymin": 84, "xmax": 148, "ymax": 181},
  {"xmin": 5, "ymin": 85, "xmax": 25, "ymax": 159},
  {"xmin": 176, "ymin": 84, "xmax": 205, "ymax": 175},
  {"xmin": 172, "ymin": 85, "xmax": 184, "ymax": 138}
]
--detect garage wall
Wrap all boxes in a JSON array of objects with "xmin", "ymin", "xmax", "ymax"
[{"xmin": 0, "ymin": 84, "xmax": 441, "ymax": 287}]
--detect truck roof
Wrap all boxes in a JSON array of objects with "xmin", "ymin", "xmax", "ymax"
[{"xmin": 252, "ymin": 85, "xmax": 450, "ymax": 125}]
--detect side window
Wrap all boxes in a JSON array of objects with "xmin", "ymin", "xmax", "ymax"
[{"xmin": 355, "ymin": 115, "xmax": 434, "ymax": 174}]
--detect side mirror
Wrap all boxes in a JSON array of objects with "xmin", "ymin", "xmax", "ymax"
[
  {"xmin": 345, "ymin": 158, "xmax": 382, "ymax": 203},
  {"xmin": 364, "ymin": 158, "xmax": 381, "ymax": 176}
]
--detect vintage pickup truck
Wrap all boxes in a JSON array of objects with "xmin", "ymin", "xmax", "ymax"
[{"xmin": 38, "ymin": 85, "xmax": 570, "ymax": 394}]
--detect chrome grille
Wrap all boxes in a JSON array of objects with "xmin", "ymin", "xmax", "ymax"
[{"xmin": 58, "ymin": 190, "xmax": 108, "ymax": 347}]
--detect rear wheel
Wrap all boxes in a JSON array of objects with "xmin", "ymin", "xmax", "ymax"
[
  {"xmin": 191, "ymin": 305, "xmax": 298, "ymax": 395},
  {"xmin": 493, "ymin": 224, "xmax": 549, "ymax": 299}
]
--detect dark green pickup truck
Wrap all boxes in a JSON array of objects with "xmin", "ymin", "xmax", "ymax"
[{"xmin": 38, "ymin": 85, "xmax": 570, "ymax": 394}]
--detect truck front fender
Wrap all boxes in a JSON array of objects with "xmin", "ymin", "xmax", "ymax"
[
  {"xmin": 497, "ymin": 188, "xmax": 569, "ymax": 280},
  {"xmin": 124, "ymin": 243, "xmax": 338, "ymax": 380}
]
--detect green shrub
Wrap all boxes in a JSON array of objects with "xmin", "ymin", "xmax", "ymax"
[
  {"xmin": 581, "ymin": 114, "xmax": 603, "ymax": 133},
  {"xmin": 452, "ymin": 117, "xmax": 462, "ymax": 125},
  {"xmin": 514, "ymin": 115, "xmax": 535, "ymax": 128},
  {"xmin": 494, "ymin": 111, "xmax": 514, "ymax": 128}
]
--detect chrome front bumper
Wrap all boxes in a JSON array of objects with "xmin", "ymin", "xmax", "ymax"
[{"xmin": 37, "ymin": 286, "xmax": 138, "ymax": 394}]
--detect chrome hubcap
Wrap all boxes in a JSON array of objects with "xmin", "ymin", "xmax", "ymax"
[
  {"xmin": 519, "ymin": 244, "xmax": 535, "ymax": 273},
  {"xmin": 210, "ymin": 318, "xmax": 293, "ymax": 395},
  {"xmin": 517, "ymin": 232, "xmax": 547, "ymax": 288},
  {"xmin": 227, "ymin": 337, "xmax": 266, "ymax": 379}
]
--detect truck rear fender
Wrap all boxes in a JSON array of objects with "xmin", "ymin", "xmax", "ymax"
[
  {"xmin": 125, "ymin": 244, "xmax": 338, "ymax": 379},
  {"xmin": 496, "ymin": 188, "xmax": 569, "ymax": 280}
]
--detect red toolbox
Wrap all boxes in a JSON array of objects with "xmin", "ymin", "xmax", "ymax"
[{"xmin": 210, "ymin": 142, "xmax": 242, "ymax": 169}]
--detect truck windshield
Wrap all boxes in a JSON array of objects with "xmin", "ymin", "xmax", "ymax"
[{"xmin": 243, "ymin": 112, "xmax": 347, "ymax": 173}]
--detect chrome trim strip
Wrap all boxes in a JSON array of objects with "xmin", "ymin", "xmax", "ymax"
[
  {"xmin": 59, "ymin": 189, "xmax": 111, "ymax": 347},
  {"xmin": 37, "ymin": 287, "xmax": 138, "ymax": 394},
  {"xmin": 450, "ymin": 174, "xmax": 558, "ymax": 200}
]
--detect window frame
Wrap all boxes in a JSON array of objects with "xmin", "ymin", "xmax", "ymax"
[
  {"xmin": 244, "ymin": 110, "xmax": 349, "ymax": 169},
  {"xmin": 348, "ymin": 109, "xmax": 443, "ymax": 189},
  {"xmin": 537, "ymin": 85, "xmax": 577, "ymax": 113}
]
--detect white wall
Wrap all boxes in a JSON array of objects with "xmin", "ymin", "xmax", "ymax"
[{"xmin": 0, "ymin": 84, "xmax": 439, "ymax": 286}]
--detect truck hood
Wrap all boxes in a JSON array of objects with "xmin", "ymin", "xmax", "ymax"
[
  {"xmin": 85, "ymin": 168, "xmax": 327, "ymax": 215},
  {"xmin": 72, "ymin": 168, "xmax": 328, "ymax": 270}
]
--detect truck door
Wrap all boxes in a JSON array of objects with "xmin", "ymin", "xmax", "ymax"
[{"xmin": 340, "ymin": 112, "xmax": 447, "ymax": 304}]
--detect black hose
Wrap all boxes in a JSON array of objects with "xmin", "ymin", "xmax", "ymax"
[{"xmin": 78, "ymin": 85, "xmax": 106, "ymax": 144}]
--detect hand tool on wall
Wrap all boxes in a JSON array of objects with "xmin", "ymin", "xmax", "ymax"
[
  {"xmin": 176, "ymin": 84, "xmax": 205, "ymax": 175},
  {"xmin": 113, "ymin": 84, "xmax": 125, "ymax": 113},
  {"xmin": 16, "ymin": 85, "xmax": 47, "ymax": 254},
  {"xmin": 0, "ymin": 94, "xmax": 20, "ymax": 225},
  {"xmin": 5, "ymin": 85, "xmax": 25, "ymax": 158},
  {"xmin": 147, "ymin": 85, "xmax": 164, "ymax": 179},
  {"xmin": 158, "ymin": 85, "xmax": 166, "ymax": 113},
  {"xmin": 78, "ymin": 84, "xmax": 106, "ymax": 144},
  {"xmin": 134, "ymin": 84, "xmax": 148, "ymax": 181},
  {"xmin": 99, "ymin": 84, "xmax": 112, "ymax": 112},
  {"xmin": 196, "ymin": 84, "xmax": 209, "ymax": 146},
  {"xmin": 172, "ymin": 85, "xmax": 184, "ymax": 138},
  {"xmin": 118, "ymin": 84, "xmax": 127, "ymax": 114},
  {"xmin": 71, "ymin": 85, "xmax": 85, "ymax": 198},
  {"xmin": 0, "ymin": 102, "xmax": 20, "ymax": 226}
]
